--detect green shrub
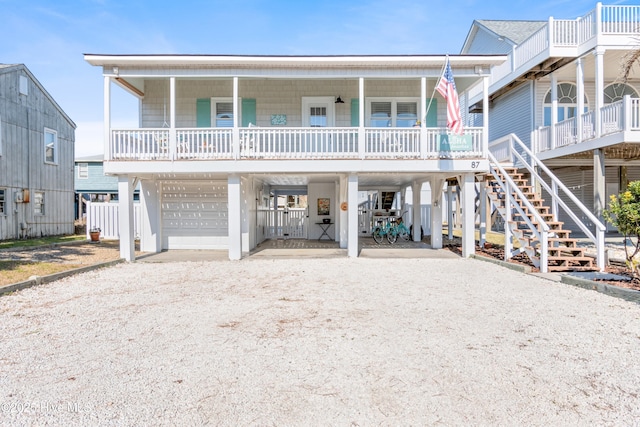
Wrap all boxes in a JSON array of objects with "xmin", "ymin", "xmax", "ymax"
[{"xmin": 604, "ymin": 180, "xmax": 640, "ymax": 277}]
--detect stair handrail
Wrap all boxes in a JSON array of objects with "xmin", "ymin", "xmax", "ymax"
[
  {"xmin": 488, "ymin": 152, "xmax": 550, "ymax": 272},
  {"xmin": 495, "ymin": 133, "xmax": 606, "ymax": 271}
]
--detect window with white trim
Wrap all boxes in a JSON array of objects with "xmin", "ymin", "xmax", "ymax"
[
  {"xmin": 604, "ymin": 83, "xmax": 638, "ymax": 104},
  {"xmin": 543, "ymin": 83, "xmax": 588, "ymax": 126},
  {"xmin": 34, "ymin": 191, "xmax": 45, "ymax": 215},
  {"xmin": 367, "ymin": 99, "xmax": 419, "ymax": 127},
  {"xmin": 211, "ymin": 98, "xmax": 239, "ymax": 128},
  {"xmin": 44, "ymin": 128, "xmax": 57, "ymax": 164},
  {"xmin": 0, "ymin": 189, "xmax": 5, "ymax": 215},
  {"xmin": 78, "ymin": 163, "xmax": 89, "ymax": 179}
]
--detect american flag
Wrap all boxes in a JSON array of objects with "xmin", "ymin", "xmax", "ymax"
[{"xmin": 436, "ymin": 59, "xmax": 464, "ymax": 135}]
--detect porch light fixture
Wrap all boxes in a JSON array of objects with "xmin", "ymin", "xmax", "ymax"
[{"xmin": 335, "ymin": 96, "xmax": 344, "ymax": 104}]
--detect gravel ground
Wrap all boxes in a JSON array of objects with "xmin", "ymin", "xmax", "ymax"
[
  {"xmin": 1, "ymin": 256, "xmax": 639, "ymax": 426},
  {"xmin": 0, "ymin": 241, "xmax": 128, "ymax": 265}
]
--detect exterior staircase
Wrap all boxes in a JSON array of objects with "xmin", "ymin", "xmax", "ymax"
[{"xmin": 486, "ymin": 166, "xmax": 598, "ymax": 272}]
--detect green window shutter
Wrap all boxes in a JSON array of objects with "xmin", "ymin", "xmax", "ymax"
[
  {"xmin": 425, "ymin": 99, "xmax": 437, "ymax": 127},
  {"xmin": 350, "ymin": 98, "xmax": 359, "ymax": 126},
  {"xmin": 196, "ymin": 98, "xmax": 211, "ymax": 127},
  {"xmin": 241, "ymin": 98, "xmax": 256, "ymax": 126}
]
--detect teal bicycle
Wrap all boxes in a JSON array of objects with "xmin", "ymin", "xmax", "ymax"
[
  {"xmin": 372, "ymin": 216, "xmax": 397, "ymax": 244},
  {"xmin": 389, "ymin": 211, "xmax": 411, "ymax": 242}
]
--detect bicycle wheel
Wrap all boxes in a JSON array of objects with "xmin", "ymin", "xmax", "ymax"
[
  {"xmin": 372, "ymin": 227, "xmax": 384, "ymax": 244},
  {"xmin": 387, "ymin": 228, "xmax": 398, "ymax": 244},
  {"xmin": 398, "ymin": 225, "xmax": 411, "ymax": 241}
]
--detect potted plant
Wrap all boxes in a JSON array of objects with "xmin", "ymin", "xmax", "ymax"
[{"xmin": 89, "ymin": 227, "xmax": 101, "ymax": 242}]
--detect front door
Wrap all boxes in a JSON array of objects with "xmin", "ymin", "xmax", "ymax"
[
  {"xmin": 302, "ymin": 97, "xmax": 335, "ymax": 154},
  {"xmin": 302, "ymin": 97, "xmax": 335, "ymax": 127}
]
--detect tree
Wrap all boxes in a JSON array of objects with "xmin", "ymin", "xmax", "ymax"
[
  {"xmin": 621, "ymin": 48, "xmax": 640, "ymax": 83},
  {"xmin": 604, "ymin": 181, "xmax": 640, "ymax": 277}
]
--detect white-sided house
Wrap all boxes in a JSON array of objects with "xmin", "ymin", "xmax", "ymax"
[
  {"xmin": 0, "ymin": 64, "xmax": 76, "ymax": 240},
  {"xmin": 462, "ymin": 3, "xmax": 640, "ymax": 235},
  {"xmin": 84, "ymin": 54, "xmax": 508, "ymax": 261}
]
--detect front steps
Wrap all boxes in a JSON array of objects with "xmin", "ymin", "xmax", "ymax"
[{"xmin": 486, "ymin": 167, "xmax": 597, "ymax": 272}]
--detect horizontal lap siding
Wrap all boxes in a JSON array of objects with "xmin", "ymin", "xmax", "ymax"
[{"xmin": 489, "ymin": 83, "xmax": 533, "ymax": 148}]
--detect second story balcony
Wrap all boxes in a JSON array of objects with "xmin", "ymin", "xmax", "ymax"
[
  {"xmin": 533, "ymin": 95, "xmax": 640, "ymax": 158},
  {"xmin": 85, "ymin": 53, "xmax": 506, "ymax": 174},
  {"xmin": 108, "ymin": 126, "xmax": 486, "ymax": 162}
]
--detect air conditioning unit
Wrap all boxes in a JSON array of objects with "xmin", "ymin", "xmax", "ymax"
[{"xmin": 14, "ymin": 191, "xmax": 23, "ymax": 203}]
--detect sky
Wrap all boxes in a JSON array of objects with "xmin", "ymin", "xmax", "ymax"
[{"xmin": 1, "ymin": 0, "xmax": 631, "ymax": 157}]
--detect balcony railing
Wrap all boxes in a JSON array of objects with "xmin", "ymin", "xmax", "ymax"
[
  {"xmin": 108, "ymin": 127, "xmax": 485, "ymax": 161},
  {"xmin": 490, "ymin": 5, "xmax": 639, "ymax": 87},
  {"xmin": 533, "ymin": 96, "xmax": 640, "ymax": 153}
]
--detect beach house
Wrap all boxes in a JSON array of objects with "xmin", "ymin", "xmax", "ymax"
[{"xmin": 84, "ymin": 54, "xmax": 506, "ymax": 261}]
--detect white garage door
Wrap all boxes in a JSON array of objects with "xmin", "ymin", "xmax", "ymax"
[{"xmin": 161, "ymin": 181, "xmax": 228, "ymax": 249}]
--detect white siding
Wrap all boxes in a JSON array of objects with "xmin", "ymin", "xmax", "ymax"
[
  {"xmin": 161, "ymin": 181, "xmax": 228, "ymax": 249},
  {"xmin": 464, "ymin": 28, "xmax": 513, "ymax": 54}
]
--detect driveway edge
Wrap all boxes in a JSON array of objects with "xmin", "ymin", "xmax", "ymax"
[
  {"xmin": 470, "ymin": 253, "xmax": 640, "ymax": 304},
  {"xmin": 0, "ymin": 259, "xmax": 124, "ymax": 296}
]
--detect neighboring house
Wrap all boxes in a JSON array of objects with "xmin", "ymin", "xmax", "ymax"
[
  {"xmin": 462, "ymin": 3, "xmax": 640, "ymax": 232},
  {"xmin": 84, "ymin": 53, "xmax": 506, "ymax": 261},
  {"xmin": 0, "ymin": 64, "xmax": 76, "ymax": 240},
  {"xmin": 74, "ymin": 154, "xmax": 139, "ymax": 220}
]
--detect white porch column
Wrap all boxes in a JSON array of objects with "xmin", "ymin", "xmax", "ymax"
[
  {"xmin": 412, "ymin": 181, "xmax": 422, "ymax": 242},
  {"xmin": 358, "ymin": 77, "xmax": 365, "ymax": 159},
  {"xmin": 140, "ymin": 179, "xmax": 161, "ymax": 253},
  {"xmin": 482, "ymin": 75, "xmax": 490, "ymax": 156},
  {"xmin": 461, "ymin": 173, "xmax": 476, "ymax": 258},
  {"xmin": 430, "ymin": 177, "xmax": 444, "ymax": 249},
  {"xmin": 118, "ymin": 175, "xmax": 136, "ymax": 261},
  {"xmin": 594, "ymin": 149, "xmax": 606, "ymax": 221},
  {"xmin": 550, "ymin": 73, "xmax": 558, "ymax": 149},
  {"xmin": 228, "ymin": 174, "xmax": 242, "ymax": 260},
  {"xmin": 347, "ymin": 174, "xmax": 359, "ymax": 257},
  {"xmin": 233, "ymin": 77, "xmax": 240, "ymax": 159},
  {"xmin": 576, "ymin": 57, "xmax": 584, "ymax": 142},
  {"xmin": 447, "ymin": 184, "xmax": 454, "ymax": 240},
  {"xmin": 169, "ymin": 77, "xmax": 176, "ymax": 160},
  {"xmin": 339, "ymin": 176, "xmax": 348, "ymax": 249},
  {"xmin": 478, "ymin": 176, "xmax": 487, "ymax": 247},
  {"xmin": 420, "ymin": 77, "xmax": 427, "ymax": 158},
  {"xmin": 103, "ymin": 76, "xmax": 111, "ymax": 161},
  {"xmin": 594, "ymin": 49, "xmax": 605, "ymax": 137}
]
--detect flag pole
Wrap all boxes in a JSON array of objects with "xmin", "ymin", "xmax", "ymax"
[{"xmin": 423, "ymin": 55, "xmax": 449, "ymax": 125}]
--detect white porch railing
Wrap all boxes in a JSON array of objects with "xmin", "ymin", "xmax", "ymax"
[
  {"xmin": 534, "ymin": 96, "xmax": 640, "ymax": 154},
  {"xmin": 86, "ymin": 202, "xmax": 141, "ymax": 240},
  {"xmin": 258, "ymin": 208, "xmax": 307, "ymax": 239},
  {"xmin": 108, "ymin": 127, "xmax": 485, "ymax": 161},
  {"xmin": 601, "ymin": 5, "xmax": 640, "ymax": 33},
  {"xmin": 490, "ymin": 5, "xmax": 637, "ymax": 87}
]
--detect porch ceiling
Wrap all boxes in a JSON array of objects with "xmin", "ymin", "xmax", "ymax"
[
  {"xmin": 129, "ymin": 172, "xmax": 452, "ymax": 188},
  {"xmin": 543, "ymin": 142, "xmax": 640, "ymax": 165},
  {"xmin": 253, "ymin": 172, "xmax": 451, "ymax": 188}
]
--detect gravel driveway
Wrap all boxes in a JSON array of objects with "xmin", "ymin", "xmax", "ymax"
[{"xmin": 1, "ymin": 256, "xmax": 639, "ymax": 425}]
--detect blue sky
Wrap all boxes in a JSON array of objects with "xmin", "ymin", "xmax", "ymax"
[{"xmin": 0, "ymin": 0, "xmax": 628, "ymax": 156}]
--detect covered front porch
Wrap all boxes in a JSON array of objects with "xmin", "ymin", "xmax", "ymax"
[{"xmin": 115, "ymin": 170, "xmax": 480, "ymax": 262}]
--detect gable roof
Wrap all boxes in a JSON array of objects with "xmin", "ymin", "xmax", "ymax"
[
  {"xmin": 477, "ymin": 20, "xmax": 547, "ymax": 45},
  {"xmin": 0, "ymin": 63, "xmax": 76, "ymax": 128},
  {"xmin": 461, "ymin": 20, "xmax": 547, "ymax": 54}
]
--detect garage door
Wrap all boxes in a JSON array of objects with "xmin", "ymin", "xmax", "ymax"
[{"xmin": 161, "ymin": 181, "xmax": 228, "ymax": 249}]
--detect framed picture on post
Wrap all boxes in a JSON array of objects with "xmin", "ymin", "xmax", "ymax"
[{"xmin": 317, "ymin": 198, "xmax": 330, "ymax": 216}]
